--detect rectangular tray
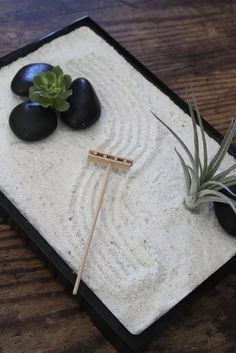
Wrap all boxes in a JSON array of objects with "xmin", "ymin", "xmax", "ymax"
[{"xmin": 0, "ymin": 16, "xmax": 235, "ymax": 353}]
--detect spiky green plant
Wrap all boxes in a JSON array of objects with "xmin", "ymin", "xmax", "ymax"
[
  {"xmin": 29, "ymin": 66, "xmax": 72, "ymax": 112},
  {"xmin": 151, "ymin": 95, "xmax": 236, "ymax": 213}
]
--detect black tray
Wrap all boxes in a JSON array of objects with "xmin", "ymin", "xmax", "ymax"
[{"xmin": 0, "ymin": 16, "xmax": 235, "ymax": 353}]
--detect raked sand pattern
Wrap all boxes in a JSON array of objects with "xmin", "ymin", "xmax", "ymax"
[{"xmin": 0, "ymin": 27, "xmax": 236, "ymax": 334}]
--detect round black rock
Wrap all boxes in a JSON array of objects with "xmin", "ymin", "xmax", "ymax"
[
  {"xmin": 11, "ymin": 63, "xmax": 53, "ymax": 97},
  {"xmin": 61, "ymin": 78, "xmax": 101, "ymax": 130},
  {"xmin": 9, "ymin": 101, "xmax": 58, "ymax": 142},
  {"xmin": 213, "ymin": 184, "xmax": 236, "ymax": 237}
]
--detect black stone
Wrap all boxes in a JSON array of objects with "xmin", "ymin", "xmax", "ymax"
[
  {"xmin": 11, "ymin": 63, "xmax": 53, "ymax": 97},
  {"xmin": 213, "ymin": 184, "xmax": 236, "ymax": 237},
  {"xmin": 9, "ymin": 101, "xmax": 58, "ymax": 142},
  {"xmin": 61, "ymin": 78, "xmax": 101, "ymax": 130}
]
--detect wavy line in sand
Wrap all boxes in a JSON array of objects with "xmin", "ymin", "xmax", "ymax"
[{"xmin": 66, "ymin": 57, "xmax": 167, "ymax": 290}]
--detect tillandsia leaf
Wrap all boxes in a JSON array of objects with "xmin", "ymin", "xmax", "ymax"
[
  {"xmin": 198, "ymin": 189, "xmax": 236, "ymax": 214},
  {"xmin": 186, "ymin": 86, "xmax": 201, "ymax": 177},
  {"xmin": 200, "ymin": 176, "xmax": 236, "ymax": 191},
  {"xmin": 200, "ymin": 181, "xmax": 236, "ymax": 198},
  {"xmin": 187, "ymin": 165, "xmax": 200, "ymax": 195},
  {"xmin": 219, "ymin": 175, "xmax": 236, "ymax": 186},
  {"xmin": 151, "ymin": 111, "xmax": 197, "ymax": 170},
  {"xmin": 212, "ymin": 162, "xmax": 236, "ymax": 181},
  {"xmin": 208, "ymin": 120, "xmax": 235, "ymax": 172},
  {"xmin": 152, "ymin": 89, "xmax": 236, "ymax": 213},
  {"xmin": 207, "ymin": 120, "xmax": 236, "ymax": 180},
  {"xmin": 175, "ymin": 149, "xmax": 191, "ymax": 192},
  {"xmin": 29, "ymin": 65, "xmax": 72, "ymax": 112},
  {"xmin": 187, "ymin": 100, "xmax": 203, "ymax": 178},
  {"xmin": 195, "ymin": 195, "xmax": 235, "ymax": 207},
  {"xmin": 191, "ymin": 93, "xmax": 208, "ymax": 181}
]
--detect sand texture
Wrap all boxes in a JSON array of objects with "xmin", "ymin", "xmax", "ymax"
[{"xmin": 0, "ymin": 26, "xmax": 235, "ymax": 334}]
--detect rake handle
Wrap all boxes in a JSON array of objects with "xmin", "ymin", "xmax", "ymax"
[{"xmin": 73, "ymin": 163, "xmax": 112, "ymax": 295}]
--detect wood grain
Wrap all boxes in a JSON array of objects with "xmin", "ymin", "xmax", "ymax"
[{"xmin": 0, "ymin": 1, "xmax": 236, "ymax": 352}]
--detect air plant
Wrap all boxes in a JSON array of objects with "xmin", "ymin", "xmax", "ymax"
[
  {"xmin": 151, "ymin": 93, "xmax": 236, "ymax": 213},
  {"xmin": 29, "ymin": 66, "xmax": 72, "ymax": 112}
]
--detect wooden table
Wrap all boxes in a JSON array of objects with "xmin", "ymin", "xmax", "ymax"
[{"xmin": 0, "ymin": 1, "xmax": 236, "ymax": 352}]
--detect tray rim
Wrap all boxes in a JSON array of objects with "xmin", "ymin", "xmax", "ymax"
[{"xmin": 0, "ymin": 16, "xmax": 235, "ymax": 353}]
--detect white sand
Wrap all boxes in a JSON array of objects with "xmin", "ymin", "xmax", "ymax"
[{"xmin": 0, "ymin": 26, "xmax": 235, "ymax": 334}]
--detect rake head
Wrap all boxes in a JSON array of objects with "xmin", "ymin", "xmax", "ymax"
[{"xmin": 88, "ymin": 150, "xmax": 133, "ymax": 170}]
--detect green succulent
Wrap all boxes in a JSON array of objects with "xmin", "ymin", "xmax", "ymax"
[
  {"xmin": 151, "ymin": 91, "xmax": 236, "ymax": 213},
  {"xmin": 29, "ymin": 66, "xmax": 72, "ymax": 112}
]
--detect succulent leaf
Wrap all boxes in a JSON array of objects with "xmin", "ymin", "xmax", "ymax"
[
  {"xmin": 29, "ymin": 65, "xmax": 72, "ymax": 112},
  {"xmin": 63, "ymin": 75, "xmax": 72, "ymax": 89},
  {"xmin": 28, "ymin": 91, "xmax": 41, "ymax": 102},
  {"xmin": 60, "ymin": 89, "xmax": 72, "ymax": 100},
  {"xmin": 54, "ymin": 98, "xmax": 70, "ymax": 112},
  {"xmin": 53, "ymin": 65, "xmax": 63, "ymax": 77},
  {"xmin": 32, "ymin": 75, "xmax": 43, "ymax": 89}
]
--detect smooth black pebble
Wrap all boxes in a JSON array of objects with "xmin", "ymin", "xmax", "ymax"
[
  {"xmin": 9, "ymin": 101, "xmax": 57, "ymax": 142},
  {"xmin": 213, "ymin": 184, "xmax": 236, "ymax": 236},
  {"xmin": 11, "ymin": 63, "xmax": 53, "ymax": 97},
  {"xmin": 61, "ymin": 78, "xmax": 101, "ymax": 129}
]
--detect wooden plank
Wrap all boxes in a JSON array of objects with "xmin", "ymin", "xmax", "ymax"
[
  {"xmin": 0, "ymin": 1, "xmax": 236, "ymax": 352},
  {"xmin": 0, "ymin": 1, "xmax": 235, "ymax": 141}
]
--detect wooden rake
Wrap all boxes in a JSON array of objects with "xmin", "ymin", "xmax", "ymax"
[{"xmin": 73, "ymin": 150, "xmax": 133, "ymax": 295}]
